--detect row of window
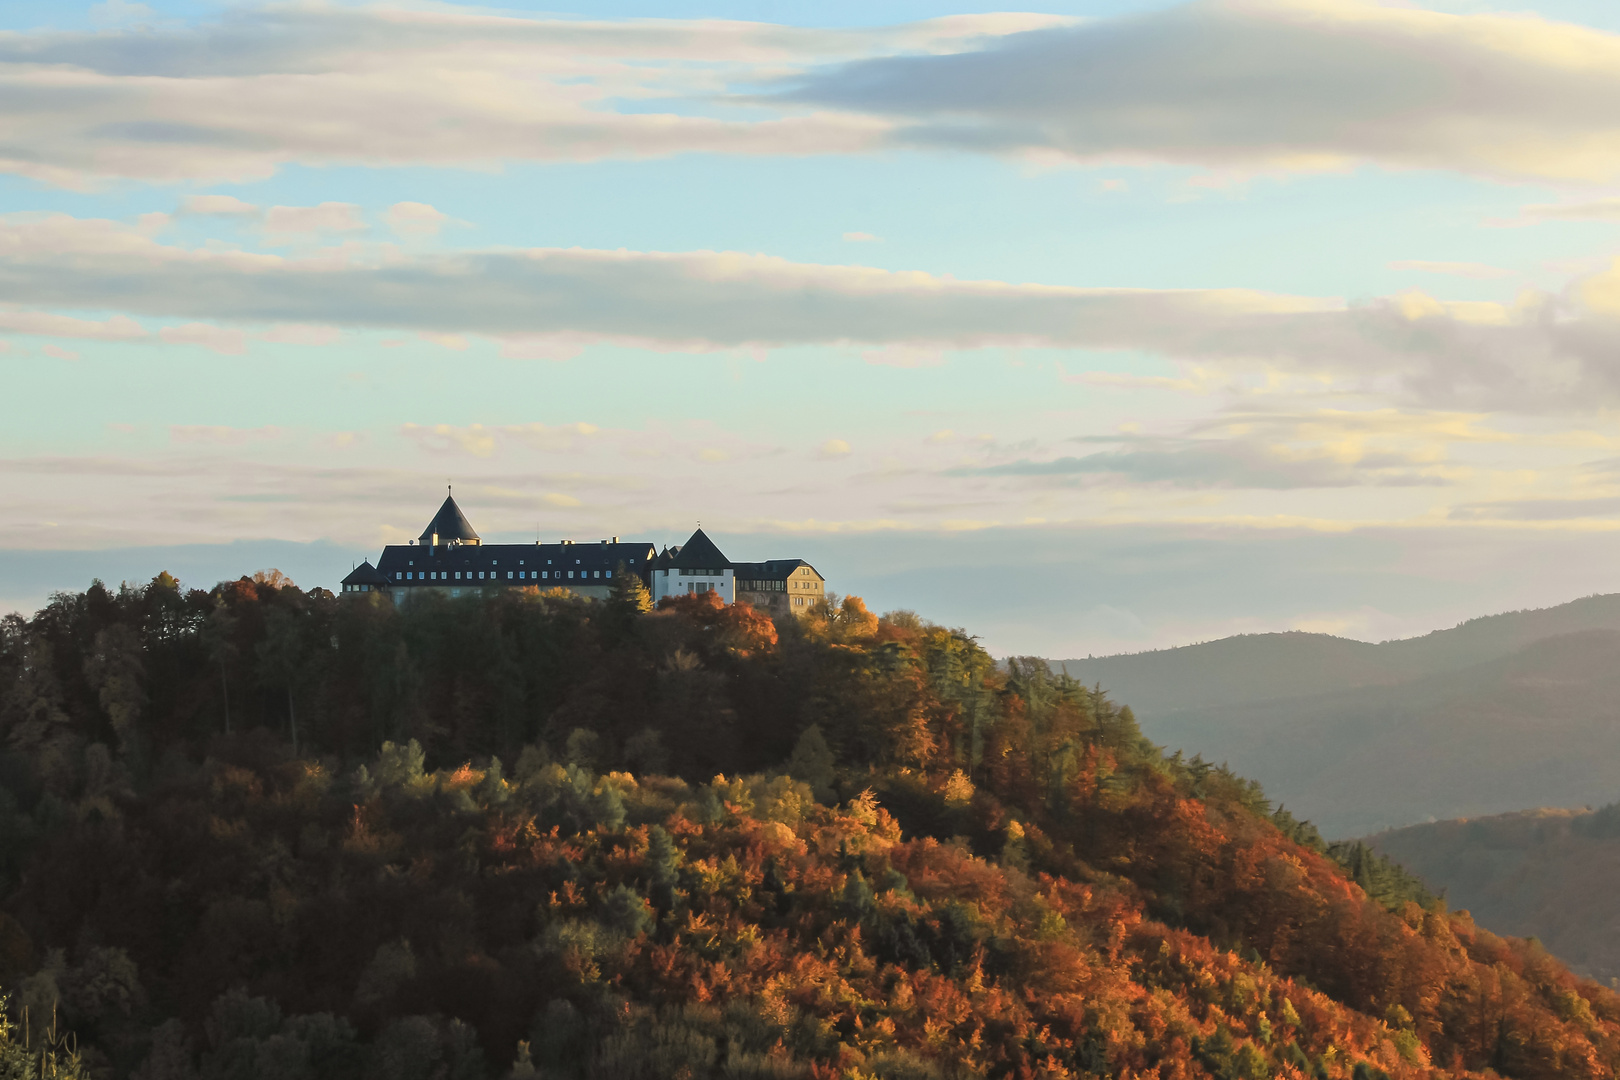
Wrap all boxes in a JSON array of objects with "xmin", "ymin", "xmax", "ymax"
[
  {"xmin": 658, "ymin": 568, "xmax": 723, "ymax": 577},
  {"xmin": 408, "ymin": 557, "xmax": 635, "ymax": 568},
  {"xmin": 737, "ymin": 579, "xmax": 820, "ymax": 592},
  {"xmin": 396, "ymin": 569, "xmax": 614, "ymax": 582}
]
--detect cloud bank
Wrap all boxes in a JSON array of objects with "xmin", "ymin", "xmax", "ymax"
[
  {"xmin": 7, "ymin": 214, "xmax": 1620, "ymax": 413},
  {"xmin": 784, "ymin": 0, "xmax": 1620, "ymax": 181},
  {"xmin": 7, "ymin": 1, "xmax": 1620, "ymax": 183}
]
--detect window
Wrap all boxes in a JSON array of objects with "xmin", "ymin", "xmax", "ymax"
[
  {"xmin": 567, "ymin": 571, "xmax": 574, "ymax": 579},
  {"xmin": 593, "ymin": 571, "xmax": 600, "ymax": 579},
  {"xmin": 507, "ymin": 571, "xmax": 513, "ymax": 580},
  {"xmin": 455, "ymin": 572, "xmax": 462, "ymax": 580},
  {"xmin": 606, "ymin": 570, "xmax": 612, "ymax": 578}
]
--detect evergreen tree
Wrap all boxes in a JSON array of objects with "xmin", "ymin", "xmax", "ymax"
[
  {"xmin": 608, "ymin": 565, "xmax": 652, "ymax": 617},
  {"xmin": 787, "ymin": 724, "xmax": 836, "ymax": 803}
]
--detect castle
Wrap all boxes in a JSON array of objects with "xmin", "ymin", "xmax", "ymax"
[{"xmin": 341, "ymin": 490, "xmax": 827, "ymax": 616}]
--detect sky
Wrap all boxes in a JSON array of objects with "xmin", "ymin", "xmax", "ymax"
[{"xmin": 6, "ymin": 0, "xmax": 1620, "ymax": 657}]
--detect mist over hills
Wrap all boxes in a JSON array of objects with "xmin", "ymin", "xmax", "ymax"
[{"xmin": 1056, "ymin": 593, "xmax": 1620, "ymax": 837}]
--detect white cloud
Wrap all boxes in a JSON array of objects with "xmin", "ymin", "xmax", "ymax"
[
  {"xmin": 418, "ymin": 331, "xmax": 470, "ymax": 351},
  {"xmin": 385, "ymin": 202, "xmax": 449, "ymax": 237},
  {"xmin": 401, "ymin": 423, "xmax": 496, "ymax": 457},
  {"xmin": 160, "ymin": 323, "xmax": 247, "ymax": 355},
  {"xmin": 783, "ymin": 0, "xmax": 1620, "ymax": 182},
  {"xmin": 254, "ymin": 324, "xmax": 340, "ymax": 347},
  {"xmin": 0, "ymin": 311, "xmax": 145, "ymax": 341},
  {"xmin": 818, "ymin": 438, "xmax": 852, "ymax": 458},
  {"xmin": 1520, "ymin": 197, "xmax": 1620, "ymax": 222},
  {"xmin": 863, "ymin": 346, "xmax": 946, "ymax": 368},
  {"xmin": 399, "ymin": 421, "xmax": 599, "ymax": 457},
  {"xmin": 12, "ymin": 213, "xmax": 1620, "ymax": 413},
  {"xmin": 7, "ymin": 1, "xmax": 1620, "ymax": 184},
  {"xmin": 181, "ymin": 194, "xmax": 259, "ymax": 217},
  {"xmin": 169, "ymin": 425, "xmax": 280, "ymax": 444},
  {"xmin": 42, "ymin": 344, "xmax": 79, "ymax": 361},
  {"xmin": 262, "ymin": 203, "xmax": 366, "ymax": 239},
  {"xmin": 842, "ymin": 231, "xmax": 880, "ymax": 242}
]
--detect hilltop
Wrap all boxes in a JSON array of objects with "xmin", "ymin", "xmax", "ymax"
[
  {"xmin": 1057, "ymin": 594, "xmax": 1620, "ymax": 835},
  {"xmin": 1370, "ymin": 804, "xmax": 1620, "ymax": 986},
  {"xmin": 0, "ymin": 572, "xmax": 1616, "ymax": 1078}
]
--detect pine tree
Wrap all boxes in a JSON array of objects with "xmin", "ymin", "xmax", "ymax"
[{"xmin": 609, "ymin": 564, "xmax": 652, "ymax": 615}]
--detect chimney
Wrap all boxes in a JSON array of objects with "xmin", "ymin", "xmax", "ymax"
[{"xmin": 611, "ymin": 535, "xmax": 619, "ymax": 544}]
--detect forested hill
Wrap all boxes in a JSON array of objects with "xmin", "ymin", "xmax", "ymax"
[
  {"xmin": 1370, "ymin": 803, "xmax": 1620, "ymax": 986},
  {"xmin": 1056, "ymin": 595, "xmax": 1620, "ymax": 836},
  {"xmin": 1, "ymin": 571, "xmax": 1618, "ymax": 1079}
]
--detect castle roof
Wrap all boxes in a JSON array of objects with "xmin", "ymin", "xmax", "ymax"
[
  {"xmin": 654, "ymin": 528, "xmax": 730, "ymax": 571},
  {"xmin": 420, "ymin": 490, "xmax": 479, "ymax": 545},
  {"xmin": 341, "ymin": 560, "xmax": 390, "ymax": 587},
  {"xmin": 732, "ymin": 559, "xmax": 823, "ymax": 582}
]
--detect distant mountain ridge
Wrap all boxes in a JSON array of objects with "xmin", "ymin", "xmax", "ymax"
[
  {"xmin": 1054, "ymin": 593, "xmax": 1620, "ymax": 837},
  {"xmin": 1057, "ymin": 592, "xmax": 1620, "ymax": 716}
]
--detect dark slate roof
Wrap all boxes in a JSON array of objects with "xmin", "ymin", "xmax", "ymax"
[
  {"xmin": 733, "ymin": 559, "xmax": 823, "ymax": 582},
  {"xmin": 660, "ymin": 529, "xmax": 730, "ymax": 571},
  {"xmin": 376, "ymin": 541, "xmax": 656, "ymax": 578},
  {"xmin": 419, "ymin": 491, "xmax": 479, "ymax": 544},
  {"xmin": 342, "ymin": 560, "xmax": 390, "ymax": 587}
]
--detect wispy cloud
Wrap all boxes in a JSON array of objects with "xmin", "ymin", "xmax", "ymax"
[
  {"xmin": 384, "ymin": 202, "xmax": 449, "ymax": 238},
  {"xmin": 11, "ymin": 213, "xmax": 1620, "ymax": 413},
  {"xmin": 262, "ymin": 203, "xmax": 366, "ymax": 240},
  {"xmin": 180, "ymin": 194, "xmax": 259, "ymax": 217},
  {"xmin": 781, "ymin": 0, "xmax": 1620, "ymax": 182},
  {"xmin": 160, "ymin": 323, "xmax": 246, "ymax": 354},
  {"xmin": 7, "ymin": 2, "xmax": 1620, "ymax": 184},
  {"xmin": 1389, "ymin": 260, "xmax": 1512, "ymax": 280},
  {"xmin": 1519, "ymin": 197, "xmax": 1620, "ymax": 223}
]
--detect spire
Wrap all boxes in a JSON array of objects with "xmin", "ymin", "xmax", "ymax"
[{"xmin": 419, "ymin": 490, "xmax": 480, "ymax": 546}]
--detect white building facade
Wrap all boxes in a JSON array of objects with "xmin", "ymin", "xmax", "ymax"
[{"xmin": 649, "ymin": 528, "xmax": 735, "ymax": 605}]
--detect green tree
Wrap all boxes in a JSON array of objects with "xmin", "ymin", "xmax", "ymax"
[
  {"xmin": 787, "ymin": 724, "xmax": 836, "ymax": 803},
  {"xmin": 0, "ymin": 992, "xmax": 90, "ymax": 1079},
  {"xmin": 609, "ymin": 565, "xmax": 652, "ymax": 616},
  {"xmin": 256, "ymin": 608, "xmax": 307, "ymax": 757},
  {"xmin": 82, "ymin": 625, "xmax": 145, "ymax": 757},
  {"xmin": 199, "ymin": 605, "xmax": 237, "ymax": 736}
]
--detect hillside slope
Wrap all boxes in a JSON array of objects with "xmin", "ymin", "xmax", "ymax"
[
  {"xmin": 2, "ymin": 573, "xmax": 1619, "ymax": 1078},
  {"xmin": 1057, "ymin": 595, "xmax": 1620, "ymax": 834},
  {"xmin": 1370, "ymin": 805, "xmax": 1620, "ymax": 985}
]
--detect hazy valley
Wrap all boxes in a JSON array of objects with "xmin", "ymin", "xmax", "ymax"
[{"xmin": 1058, "ymin": 594, "xmax": 1620, "ymax": 836}]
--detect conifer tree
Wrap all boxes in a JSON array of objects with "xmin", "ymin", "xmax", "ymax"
[{"xmin": 609, "ymin": 564, "xmax": 652, "ymax": 615}]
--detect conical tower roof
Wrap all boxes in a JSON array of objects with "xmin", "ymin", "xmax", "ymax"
[{"xmin": 419, "ymin": 489, "xmax": 479, "ymax": 545}]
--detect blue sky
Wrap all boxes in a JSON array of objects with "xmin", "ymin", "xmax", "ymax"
[{"xmin": 7, "ymin": 0, "xmax": 1620, "ymax": 656}]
